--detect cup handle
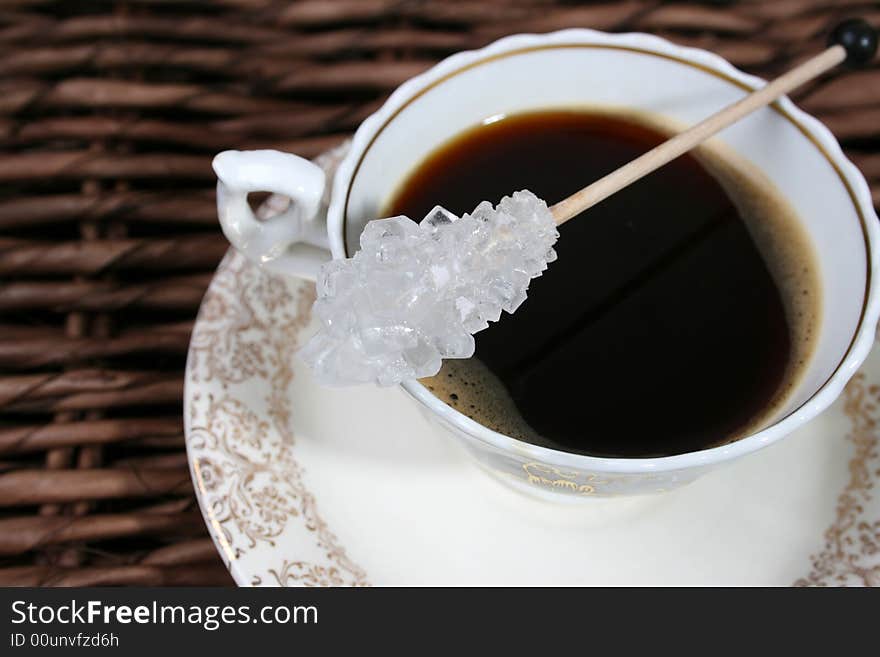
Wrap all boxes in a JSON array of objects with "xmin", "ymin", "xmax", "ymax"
[{"xmin": 213, "ymin": 149, "xmax": 330, "ymax": 281}]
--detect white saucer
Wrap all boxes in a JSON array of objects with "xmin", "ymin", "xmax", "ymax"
[
  {"xmin": 187, "ymin": 144, "xmax": 879, "ymax": 587},
  {"xmin": 185, "ymin": 245, "xmax": 879, "ymax": 586}
]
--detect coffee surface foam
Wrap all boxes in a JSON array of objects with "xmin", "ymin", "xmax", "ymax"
[
  {"xmin": 694, "ymin": 144, "xmax": 821, "ymax": 439},
  {"xmin": 420, "ymin": 110, "xmax": 822, "ymax": 450}
]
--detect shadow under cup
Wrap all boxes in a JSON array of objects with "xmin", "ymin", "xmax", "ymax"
[{"xmin": 339, "ymin": 40, "xmax": 871, "ymax": 498}]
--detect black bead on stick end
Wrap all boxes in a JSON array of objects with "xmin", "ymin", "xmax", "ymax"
[{"xmin": 829, "ymin": 19, "xmax": 878, "ymax": 67}]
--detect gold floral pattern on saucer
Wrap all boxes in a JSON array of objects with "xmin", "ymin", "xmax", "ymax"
[{"xmin": 186, "ymin": 146, "xmax": 878, "ymax": 587}]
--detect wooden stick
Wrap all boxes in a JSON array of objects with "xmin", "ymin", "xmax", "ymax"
[{"xmin": 550, "ymin": 45, "xmax": 846, "ymax": 225}]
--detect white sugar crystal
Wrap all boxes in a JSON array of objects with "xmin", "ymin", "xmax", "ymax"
[{"xmin": 299, "ymin": 190, "xmax": 558, "ymax": 386}]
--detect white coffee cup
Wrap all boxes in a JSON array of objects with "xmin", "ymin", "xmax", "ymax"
[{"xmin": 213, "ymin": 29, "xmax": 880, "ymax": 499}]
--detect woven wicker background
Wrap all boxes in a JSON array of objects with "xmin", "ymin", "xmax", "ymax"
[{"xmin": 1, "ymin": 1, "xmax": 878, "ymax": 587}]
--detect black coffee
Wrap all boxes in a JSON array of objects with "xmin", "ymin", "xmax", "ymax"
[{"xmin": 386, "ymin": 110, "xmax": 819, "ymax": 458}]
